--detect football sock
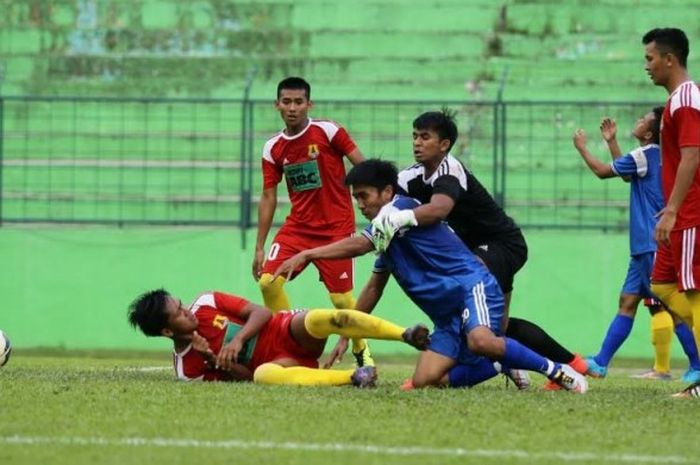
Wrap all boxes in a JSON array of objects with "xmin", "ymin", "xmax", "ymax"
[
  {"xmin": 258, "ymin": 273, "xmax": 290, "ymax": 313},
  {"xmin": 253, "ymin": 362, "xmax": 353, "ymax": 386},
  {"xmin": 506, "ymin": 317, "xmax": 575, "ymax": 363},
  {"xmin": 674, "ymin": 323, "xmax": 700, "ymax": 371},
  {"xmin": 502, "ymin": 337, "xmax": 558, "ymax": 376},
  {"xmin": 594, "ymin": 314, "xmax": 634, "ymax": 367},
  {"xmin": 448, "ymin": 359, "xmax": 499, "ymax": 388},
  {"xmin": 303, "ymin": 309, "xmax": 405, "ymax": 341},
  {"xmin": 651, "ymin": 311, "xmax": 673, "ymax": 373},
  {"xmin": 328, "ymin": 292, "xmax": 367, "ymax": 354}
]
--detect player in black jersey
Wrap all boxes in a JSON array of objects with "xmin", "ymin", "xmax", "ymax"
[{"xmin": 372, "ymin": 110, "xmax": 589, "ymax": 388}]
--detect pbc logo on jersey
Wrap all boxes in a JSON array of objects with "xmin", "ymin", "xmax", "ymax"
[{"xmin": 307, "ymin": 144, "xmax": 320, "ymax": 159}]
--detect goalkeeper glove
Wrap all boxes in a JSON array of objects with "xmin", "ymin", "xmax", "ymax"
[{"xmin": 370, "ymin": 209, "xmax": 418, "ymax": 253}]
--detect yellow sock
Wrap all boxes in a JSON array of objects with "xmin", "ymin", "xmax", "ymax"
[
  {"xmin": 329, "ymin": 291, "xmax": 367, "ymax": 353},
  {"xmin": 303, "ymin": 309, "xmax": 405, "ymax": 341},
  {"xmin": 258, "ymin": 273, "xmax": 290, "ymax": 313},
  {"xmin": 253, "ymin": 362, "xmax": 353, "ymax": 386},
  {"xmin": 651, "ymin": 310, "xmax": 673, "ymax": 373},
  {"xmin": 651, "ymin": 283, "xmax": 693, "ymax": 325}
]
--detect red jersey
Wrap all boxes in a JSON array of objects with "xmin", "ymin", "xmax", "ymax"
[
  {"xmin": 661, "ymin": 80, "xmax": 700, "ymax": 229},
  {"xmin": 262, "ymin": 118, "xmax": 357, "ymax": 236},
  {"xmin": 173, "ymin": 292, "xmax": 320, "ymax": 381},
  {"xmin": 173, "ymin": 292, "xmax": 264, "ymax": 381}
]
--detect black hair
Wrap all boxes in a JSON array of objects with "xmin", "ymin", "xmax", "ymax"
[
  {"xmin": 413, "ymin": 108, "xmax": 458, "ymax": 152},
  {"xmin": 642, "ymin": 28, "xmax": 689, "ymax": 68},
  {"xmin": 650, "ymin": 106, "xmax": 664, "ymax": 145},
  {"xmin": 277, "ymin": 76, "xmax": 311, "ymax": 100},
  {"xmin": 345, "ymin": 159, "xmax": 398, "ymax": 195},
  {"xmin": 127, "ymin": 288, "xmax": 170, "ymax": 337}
]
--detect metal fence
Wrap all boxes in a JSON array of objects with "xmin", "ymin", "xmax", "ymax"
[{"xmin": 0, "ymin": 95, "xmax": 659, "ymax": 233}]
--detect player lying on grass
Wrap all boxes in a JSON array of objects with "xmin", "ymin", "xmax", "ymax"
[
  {"xmin": 573, "ymin": 108, "xmax": 700, "ymax": 382},
  {"xmin": 127, "ymin": 288, "xmax": 428, "ymax": 387},
  {"xmin": 273, "ymin": 159, "xmax": 588, "ymax": 393}
]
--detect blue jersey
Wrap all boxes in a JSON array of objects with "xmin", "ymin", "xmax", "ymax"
[
  {"xmin": 611, "ymin": 144, "xmax": 663, "ymax": 256},
  {"xmin": 362, "ymin": 195, "xmax": 496, "ymax": 327}
]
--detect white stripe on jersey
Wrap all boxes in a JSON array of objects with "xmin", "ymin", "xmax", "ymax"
[
  {"xmin": 312, "ymin": 119, "xmax": 341, "ymax": 142},
  {"xmin": 682, "ymin": 228, "xmax": 697, "ymax": 290},
  {"xmin": 472, "ymin": 281, "xmax": 490, "ymax": 327},
  {"xmin": 190, "ymin": 292, "xmax": 215, "ymax": 314},
  {"xmin": 173, "ymin": 345, "xmax": 203, "ymax": 381},
  {"xmin": 397, "ymin": 154, "xmax": 469, "ymax": 192},
  {"xmin": 669, "ymin": 81, "xmax": 700, "ymax": 115},
  {"xmin": 630, "ymin": 147, "xmax": 649, "ymax": 177},
  {"xmin": 262, "ymin": 135, "xmax": 282, "ymax": 164}
]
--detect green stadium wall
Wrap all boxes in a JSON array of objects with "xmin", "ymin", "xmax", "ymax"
[{"xmin": 1, "ymin": 226, "xmax": 688, "ymax": 363}]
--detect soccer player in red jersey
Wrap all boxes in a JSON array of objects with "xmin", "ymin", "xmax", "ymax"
[
  {"xmin": 252, "ymin": 77, "xmax": 374, "ymax": 366},
  {"xmin": 127, "ymin": 289, "xmax": 428, "ymax": 386},
  {"xmin": 643, "ymin": 28, "xmax": 700, "ymax": 397}
]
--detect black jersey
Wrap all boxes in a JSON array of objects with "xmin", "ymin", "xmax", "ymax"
[{"xmin": 397, "ymin": 154, "xmax": 522, "ymax": 250}]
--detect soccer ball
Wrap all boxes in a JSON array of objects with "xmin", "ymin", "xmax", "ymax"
[{"xmin": 0, "ymin": 330, "xmax": 12, "ymax": 367}]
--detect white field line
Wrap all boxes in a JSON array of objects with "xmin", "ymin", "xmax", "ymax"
[
  {"xmin": 1, "ymin": 435, "xmax": 697, "ymax": 464},
  {"xmin": 129, "ymin": 366, "xmax": 171, "ymax": 372}
]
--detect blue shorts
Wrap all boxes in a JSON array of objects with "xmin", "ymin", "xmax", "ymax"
[
  {"xmin": 621, "ymin": 252, "xmax": 654, "ymax": 299},
  {"xmin": 427, "ymin": 277, "xmax": 505, "ymax": 365}
]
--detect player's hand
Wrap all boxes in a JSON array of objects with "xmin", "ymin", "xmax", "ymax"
[
  {"xmin": 252, "ymin": 249, "xmax": 266, "ymax": 281},
  {"xmin": 323, "ymin": 337, "xmax": 349, "ymax": 368},
  {"xmin": 600, "ymin": 117, "xmax": 617, "ymax": 142},
  {"xmin": 572, "ymin": 129, "xmax": 587, "ymax": 151},
  {"xmin": 217, "ymin": 337, "xmax": 244, "ymax": 371},
  {"xmin": 271, "ymin": 253, "xmax": 308, "ymax": 282},
  {"xmin": 192, "ymin": 331, "xmax": 216, "ymax": 367},
  {"xmin": 654, "ymin": 208, "xmax": 676, "ymax": 246},
  {"xmin": 370, "ymin": 209, "xmax": 418, "ymax": 253}
]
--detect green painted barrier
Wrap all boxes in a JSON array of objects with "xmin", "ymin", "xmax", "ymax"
[{"xmin": 0, "ymin": 227, "xmax": 685, "ymax": 364}]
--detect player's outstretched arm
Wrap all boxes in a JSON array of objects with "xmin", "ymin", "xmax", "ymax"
[
  {"xmin": 573, "ymin": 129, "xmax": 615, "ymax": 179},
  {"xmin": 600, "ymin": 118, "xmax": 623, "ymax": 159},
  {"xmin": 410, "ymin": 193, "xmax": 455, "ymax": 226},
  {"xmin": 253, "ymin": 186, "xmax": 277, "ymax": 281},
  {"xmin": 272, "ymin": 236, "xmax": 374, "ymax": 281}
]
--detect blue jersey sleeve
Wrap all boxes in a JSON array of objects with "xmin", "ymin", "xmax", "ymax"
[{"xmin": 611, "ymin": 148, "xmax": 649, "ymax": 178}]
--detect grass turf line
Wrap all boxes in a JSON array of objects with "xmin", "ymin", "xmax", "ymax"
[{"xmin": 0, "ymin": 352, "xmax": 697, "ymax": 465}]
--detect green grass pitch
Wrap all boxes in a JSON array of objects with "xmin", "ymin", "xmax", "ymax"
[{"xmin": 1, "ymin": 351, "xmax": 698, "ymax": 465}]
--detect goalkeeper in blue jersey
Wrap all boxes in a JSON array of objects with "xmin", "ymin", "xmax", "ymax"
[
  {"xmin": 573, "ymin": 108, "xmax": 700, "ymax": 382},
  {"xmin": 273, "ymin": 159, "xmax": 587, "ymax": 392}
]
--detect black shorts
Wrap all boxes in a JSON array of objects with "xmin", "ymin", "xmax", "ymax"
[{"xmin": 471, "ymin": 233, "xmax": 528, "ymax": 294}]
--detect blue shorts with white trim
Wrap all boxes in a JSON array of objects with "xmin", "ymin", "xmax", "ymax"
[{"xmin": 427, "ymin": 275, "xmax": 505, "ymax": 365}]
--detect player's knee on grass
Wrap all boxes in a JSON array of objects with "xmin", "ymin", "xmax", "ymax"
[{"xmin": 411, "ymin": 369, "xmax": 445, "ymax": 389}]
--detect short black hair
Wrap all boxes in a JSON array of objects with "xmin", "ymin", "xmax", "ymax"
[
  {"xmin": 127, "ymin": 288, "xmax": 170, "ymax": 337},
  {"xmin": 642, "ymin": 28, "xmax": 689, "ymax": 68},
  {"xmin": 650, "ymin": 106, "xmax": 664, "ymax": 145},
  {"xmin": 277, "ymin": 76, "xmax": 311, "ymax": 100},
  {"xmin": 345, "ymin": 159, "xmax": 398, "ymax": 194},
  {"xmin": 413, "ymin": 108, "xmax": 458, "ymax": 152}
]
